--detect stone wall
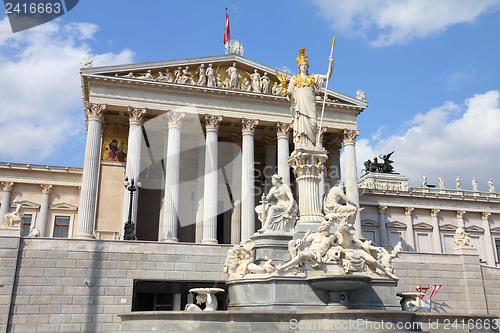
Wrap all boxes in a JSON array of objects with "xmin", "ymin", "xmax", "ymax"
[
  {"xmin": 0, "ymin": 236, "xmax": 20, "ymax": 333},
  {"xmin": 4, "ymin": 237, "xmax": 228, "ymax": 333},
  {"xmin": 1, "ymin": 236, "xmax": 499, "ymax": 333},
  {"xmin": 394, "ymin": 252, "xmax": 491, "ymax": 316},
  {"xmin": 481, "ymin": 265, "xmax": 500, "ymax": 315}
]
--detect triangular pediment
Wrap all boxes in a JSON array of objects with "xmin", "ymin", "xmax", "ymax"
[
  {"xmin": 361, "ymin": 219, "xmax": 379, "ymax": 227},
  {"xmin": 490, "ymin": 227, "xmax": 500, "ymax": 235},
  {"xmin": 439, "ymin": 224, "xmax": 458, "ymax": 232},
  {"xmin": 465, "ymin": 225, "xmax": 485, "ymax": 234},
  {"xmin": 386, "ymin": 221, "xmax": 407, "ymax": 229},
  {"xmin": 81, "ymin": 54, "xmax": 367, "ymax": 110},
  {"xmin": 14, "ymin": 200, "xmax": 40, "ymax": 209},
  {"xmin": 50, "ymin": 202, "xmax": 78, "ymax": 211},
  {"xmin": 413, "ymin": 222, "xmax": 434, "ymax": 231}
]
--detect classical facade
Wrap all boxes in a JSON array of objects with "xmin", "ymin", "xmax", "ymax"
[{"xmin": 0, "ymin": 53, "xmax": 499, "ymax": 332}]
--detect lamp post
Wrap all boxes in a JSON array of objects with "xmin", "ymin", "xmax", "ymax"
[{"xmin": 123, "ymin": 177, "xmax": 141, "ymax": 240}]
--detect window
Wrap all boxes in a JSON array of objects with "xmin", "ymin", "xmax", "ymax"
[
  {"xmin": 389, "ymin": 232, "xmax": 401, "ymax": 249},
  {"xmin": 470, "ymin": 236, "xmax": 484, "ymax": 261},
  {"xmin": 21, "ymin": 214, "xmax": 32, "ymax": 237},
  {"xmin": 443, "ymin": 234, "xmax": 455, "ymax": 253},
  {"xmin": 416, "ymin": 233, "xmax": 429, "ymax": 252},
  {"xmin": 53, "ymin": 216, "xmax": 70, "ymax": 238},
  {"xmin": 362, "ymin": 230, "xmax": 376, "ymax": 244},
  {"xmin": 496, "ymin": 239, "xmax": 500, "ymax": 263}
]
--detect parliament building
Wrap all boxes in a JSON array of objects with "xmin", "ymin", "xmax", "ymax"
[{"xmin": 0, "ymin": 48, "xmax": 499, "ymax": 332}]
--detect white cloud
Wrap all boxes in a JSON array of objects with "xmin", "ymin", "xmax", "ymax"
[
  {"xmin": 313, "ymin": 0, "xmax": 500, "ymax": 46},
  {"xmin": 353, "ymin": 91, "xmax": 500, "ymax": 190},
  {"xmin": 0, "ymin": 18, "xmax": 134, "ymax": 163}
]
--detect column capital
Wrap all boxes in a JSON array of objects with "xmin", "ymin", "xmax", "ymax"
[
  {"xmin": 205, "ymin": 114, "xmax": 222, "ymax": 132},
  {"xmin": 482, "ymin": 212, "xmax": 491, "ymax": 220},
  {"xmin": 167, "ymin": 111, "xmax": 185, "ymax": 128},
  {"xmin": 1, "ymin": 182, "xmax": 14, "ymax": 192},
  {"xmin": 430, "ymin": 209, "xmax": 440, "ymax": 217},
  {"xmin": 41, "ymin": 184, "xmax": 53, "ymax": 194},
  {"xmin": 378, "ymin": 205, "xmax": 387, "ymax": 213},
  {"xmin": 404, "ymin": 207, "xmax": 414, "ymax": 216},
  {"xmin": 456, "ymin": 210, "xmax": 466, "ymax": 218},
  {"xmin": 276, "ymin": 122, "xmax": 291, "ymax": 139},
  {"xmin": 242, "ymin": 118, "xmax": 259, "ymax": 135},
  {"xmin": 128, "ymin": 107, "xmax": 146, "ymax": 124},
  {"xmin": 84, "ymin": 103, "xmax": 106, "ymax": 122},
  {"xmin": 343, "ymin": 129, "xmax": 359, "ymax": 145},
  {"xmin": 262, "ymin": 136, "xmax": 277, "ymax": 152}
]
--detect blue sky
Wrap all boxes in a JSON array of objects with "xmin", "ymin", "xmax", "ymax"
[{"xmin": 0, "ymin": 0, "xmax": 499, "ymax": 189}]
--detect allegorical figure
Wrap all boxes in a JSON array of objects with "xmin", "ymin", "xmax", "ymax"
[
  {"xmin": 225, "ymin": 62, "xmax": 240, "ymax": 89},
  {"xmin": 2, "ymin": 200, "xmax": 24, "ymax": 228},
  {"xmin": 285, "ymin": 48, "xmax": 333, "ymax": 148},
  {"xmin": 255, "ymin": 174, "xmax": 297, "ymax": 233},
  {"xmin": 323, "ymin": 180, "xmax": 358, "ymax": 225}
]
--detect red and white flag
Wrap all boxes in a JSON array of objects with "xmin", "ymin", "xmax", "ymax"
[
  {"xmin": 223, "ymin": 9, "xmax": 230, "ymax": 45},
  {"xmin": 429, "ymin": 285, "xmax": 442, "ymax": 299}
]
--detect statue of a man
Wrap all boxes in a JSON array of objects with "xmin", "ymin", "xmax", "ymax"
[
  {"xmin": 278, "ymin": 221, "xmax": 335, "ymax": 271},
  {"xmin": 286, "ymin": 48, "xmax": 333, "ymax": 148}
]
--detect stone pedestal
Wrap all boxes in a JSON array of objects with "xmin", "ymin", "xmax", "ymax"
[
  {"xmin": 288, "ymin": 147, "xmax": 328, "ymax": 234},
  {"xmin": 0, "ymin": 227, "xmax": 22, "ymax": 237},
  {"xmin": 453, "ymin": 247, "xmax": 478, "ymax": 256},
  {"xmin": 249, "ymin": 232, "xmax": 293, "ymax": 264}
]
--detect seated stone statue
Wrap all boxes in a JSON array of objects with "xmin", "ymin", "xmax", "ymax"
[
  {"xmin": 2, "ymin": 200, "xmax": 24, "ymax": 228},
  {"xmin": 454, "ymin": 227, "xmax": 473, "ymax": 249},
  {"xmin": 323, "ymin": 180, "xmax": 358, "ymax": 225},
  {"xmin": 255, "ymin": 174, "xmax": 297, "ymax": 233}
]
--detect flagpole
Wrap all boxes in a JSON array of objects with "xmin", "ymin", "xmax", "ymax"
[{"xmin": 316, "ymin": 36, "xmax": 335, "ymax": 147}]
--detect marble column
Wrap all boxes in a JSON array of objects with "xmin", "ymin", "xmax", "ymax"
[
  {"xmin": 37, "ymin": 184, "xmax": 53, "ymax": 237},
  {"xmin": 160, "ymin": 111, "xmax": 185, "ymax": 242},
  {"xmin": 121, "ymin": 107, "xmax": 146, "ymax": 238},
  {"xmin": 75, "ymin": 103, "xmax": 105, "ymax": 239},
  {"xmin": 456, "ymin": 210, "xmax": 466, "ymax": 228},
  {"xmin": 325, "ymin": 141, "xmax": 342, "ymax": 187},
  {"xmin": 430, "ymin": 209, "xmax": 442, "ymax": 253},
  {"xmin": 202, "ymin": 115, "xmax": 222, "ymax": 244},
  {"xmin": 482, "ymin": 212, "xmax": 495, "ymax": 266},
  {"xmin": 262, "ymin": 136, "xmax": 277, "ymax": 194},
  {"xmin": 230, "ymin": 133, "xmax": 242, "ymax": 245},
  {"xmin": 0, "ymin": 182, "xmax": 14, "ymax": 226},
  {"xmin": 378, "ymin": 205, "xmax": 388, "ymax": 248},
  {"xmin": 241, "ymin": 118, "xmax": 258, "ymax": 242},
  {"xmin": 404, "ymin": 207, "xmax": 415, "ymax": 251},
  {"xmin": 276, "ymin": 122, "xmax": 291, "ymax": 186},
  {"xmin": 343, "ymin": 129, "xmax": 361, "ymax": 233}
]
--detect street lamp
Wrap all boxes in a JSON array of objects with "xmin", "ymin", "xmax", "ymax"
[{"xmin": 123, "ymin": 177, "xmax": 141, "ymax": 240}]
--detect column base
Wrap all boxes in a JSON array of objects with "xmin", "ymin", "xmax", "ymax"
[
  {"xmin": 74, "ymin": 233, "xmax": 95, "ymax": 239},
  {"xmin": 201, "ymin": 239, "xmax": 218, "ymax": 244},
  {"xmin": 162, "ymin": 237, "xmax": 179, "ymax": 243}
]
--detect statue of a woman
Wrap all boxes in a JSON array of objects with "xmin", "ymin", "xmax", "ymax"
[
  {"xmin": 286, "ymin": 48, "xmax": 333, "ymax": 148},
  {"xmin": 255, "ymin": 174, "xmax": 297, "ymax": 233}
]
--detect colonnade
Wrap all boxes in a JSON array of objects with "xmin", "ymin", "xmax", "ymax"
[{"xmin": 73, "ymin": 105, "xmax": 361, "ymax": 244}]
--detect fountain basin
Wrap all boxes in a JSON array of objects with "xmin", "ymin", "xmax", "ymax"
[{"xmin": 307, "ymin": 275, "xmax": 372, "ymax": 292}]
